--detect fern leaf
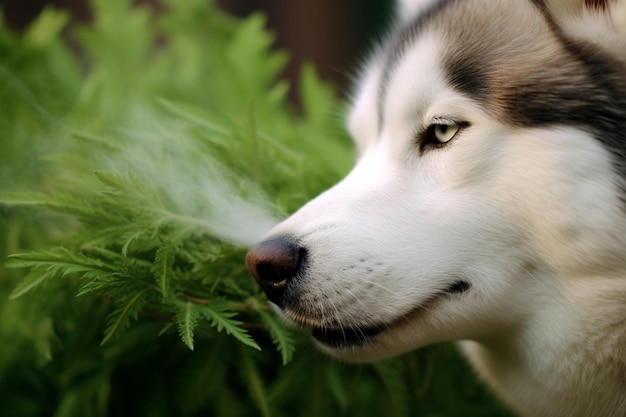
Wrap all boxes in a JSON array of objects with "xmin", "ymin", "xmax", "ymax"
[
  {"xmin": 101, "ymin": 288, "xmax": 149, "ymax": 345},
  {"xmin": 93, "ymin": 170, "xmax": 131, "ymax": 192},
  {"xmin": 120, "ymin": 230, "xmax": 148, "ymax": 256},
  {"xmin": 76, "ymin": 268, "xmax": 154, "ymax": 298},
  {"xmin": 8, "ymin": 248, "xmax": 111, "ymax": 269},
  {"xmin": 0, "ymin": 192, "xmax": 98, "ymax": 218},
  {"xmin": 7, "ymin": 248, "xmax": 115, "ymax": 295},
  {"xmin": 72, "ymin": 132, "xmax": 124, "ymax": 152},
  {"xmin": 197, "ymin": 301, "xmax": 260, "ymax": 351},
  {"xmin": 156, "ymin": 98, "xmax": 231, "ymax": 137},
  {"xmin": 258, "ymin": 308, "xmax": 295, "ymax": 365},
  {"xmin": 23, "ymin": 6, "xmax": 69, "ymax": 48},
  {"xmin": 176, "ymin": 301, "xmax": 200, "ymax": 350},
  {"xmin": 9, "ymin": 268, "xmax": 57, "ymax": 299},
  {"xmin": 152, "ymin": 240, "xmax": 176, "ymax": 300}
]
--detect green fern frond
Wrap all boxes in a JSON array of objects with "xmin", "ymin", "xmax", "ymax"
[
  {"xmin": 258, "ymin": 308, "xmax": 296, "ymax": 365},
  {"xmin": 0, "ymin": 192, "xmax": 115, "ymax": 223},
  {"xmin": 156, "ymin": 98, "xmax": 232, "ymax": 138},
  {"xmin": 93, "ymin": 170, "xmax": 140, "ymax": 193},
  {"xmin": 76, "ymin": 265, "xmax": 155, "ymax": 298},
  {"xmin": 175, "ymin": 301, "xmax": 201, "ymax": 350},
  {"xmin": 7, "ymin": 248, "xmax": 112, "ymax": 272},
  {"xmin": 119, "ymin": 230, "xmax": 151, "ymax": 256},
  {"xmin": 7, "ymin": 248, "xmax": 116, "ymax": 300},
  {"xmin": 152, "ymin": 240, "xmax": 178, "ymax": 300},
  {"xmin": 101, "ymin": 288, "xmax": 150, "ymax": 345},
  {"xmin": 196, "ymin": 299, "xmax": 260, "ymax": 351},
  {"xmin": 8, "ymin": 268, "xmax": 59, "ymax": 299}
]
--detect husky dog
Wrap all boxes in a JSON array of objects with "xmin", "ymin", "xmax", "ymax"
[{"xmin": 246, "ymin": 0, "xmax": 626, "ymax": 415}]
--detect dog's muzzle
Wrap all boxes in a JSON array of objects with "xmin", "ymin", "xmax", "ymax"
[{"xmin": 245, "ymin": 236, "xmax": 303, "ymax": 306}]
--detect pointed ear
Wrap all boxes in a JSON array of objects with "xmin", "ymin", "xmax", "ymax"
[
  {"xmin": 584, "ymin": 0, "xmax": 626, "ymax": 31},
  {"xmin": 543, "ymin": 0, "xmax": 626, "ymax": 34},
  {"xmin": 395, "ymin": 0, "xmax": 439, "ymax": 20},
  {"xmin": 585, "ymin": 0, "xmax": 608, "ymax": 9},
  {"xmin": 611, "ymin": 0, "xmax": 626, "ymax": 33}
]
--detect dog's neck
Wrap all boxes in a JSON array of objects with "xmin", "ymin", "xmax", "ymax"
[{"xmin": 460, "ymin": 273, "xmax": 626, "ymax": 417}]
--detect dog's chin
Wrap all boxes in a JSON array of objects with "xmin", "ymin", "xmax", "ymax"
[
  {"xmin": 307, "ymin": 310, "xmax": 422, "ymax": 363},
  {"xmin": 310, "ymin": 324, "xmax": 384, "ymax": 349},
  {"xmin": 286, "ymin": 280, "xmax": 472, "ymax": 363},
  {"xmin": 307, "ymin": 314, "xmax": 423, "ymax": 363}
]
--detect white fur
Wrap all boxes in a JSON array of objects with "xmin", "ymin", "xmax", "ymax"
[
  {"xmin": 394, "ymin": 0, "xmax": 438, "ymax": 20},
  {"xmin": 546, "ymin": 0, "xmax": 626, "ymax": 61},
  {"xmin": 258, "ymin": 1, "xmax": 626, "ymax": 416}
]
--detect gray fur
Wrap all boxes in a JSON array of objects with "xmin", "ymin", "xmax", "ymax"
[{"xmin": 378, "ymin": 0, "xmax": 626, "ymax": 178}]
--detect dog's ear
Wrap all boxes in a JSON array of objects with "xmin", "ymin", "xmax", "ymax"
[
  {"xmin": 394, "ymin": 0, "xmax": 440, "ymax": 20},
  {"xmin": 540, "ymin": 0, "xmax": 626, "ymax": 61},
  {"xmin": 542, "ymin": 0, "xmax": 626, "ymax": 34},
  {"xmin": 609, "ymin": 0, "xmax": 626, "ymax": 33}
]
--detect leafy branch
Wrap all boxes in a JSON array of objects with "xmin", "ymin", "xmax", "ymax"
[{"xmin": 0, "ymin": 1, "xmax": 505, "ymax": 417}]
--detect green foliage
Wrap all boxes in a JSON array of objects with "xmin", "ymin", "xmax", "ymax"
[{"xmin": 0, "ymin": 1, "xmax": 513, "ymax": 416}]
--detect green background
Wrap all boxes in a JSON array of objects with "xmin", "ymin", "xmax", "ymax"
[{"xmin": 0, "ymin": 1, "xmax": 513, "ymax": 416}]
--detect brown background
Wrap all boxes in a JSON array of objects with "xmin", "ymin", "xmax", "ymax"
[{"xmin": 0, "ymin": 0, "xmax": 394, "ymax": 101}]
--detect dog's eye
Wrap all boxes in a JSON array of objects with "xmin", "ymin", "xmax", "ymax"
[
  {"xmin": 418, "ymin": 119, "xmax": 468, "ymax": 154},
  {"xmin": 433, "ymin": 123, "xmax": 460, "ymax": 143}
]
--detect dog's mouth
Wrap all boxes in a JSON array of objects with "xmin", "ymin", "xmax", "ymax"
[
  {"xmin": 311, "ymin": 324, "xmax": 385, "ymax": 348},
  {"xmin": 309, "ymin": 280, "xmax": 471, "ymax": 348}
]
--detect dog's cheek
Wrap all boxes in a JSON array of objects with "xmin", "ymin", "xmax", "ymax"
[{"xmin": 499, "ymin": 128, "xmax": 626, "ymax": 275}]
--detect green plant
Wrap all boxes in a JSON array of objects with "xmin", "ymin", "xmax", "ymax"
[{"xmin": 0, "ymin": 1, "xmax": 512, "ymax": 416}]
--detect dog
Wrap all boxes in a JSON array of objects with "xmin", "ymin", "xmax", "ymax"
[{"xmin": 245, "ymin": 1, "xmax": 626, "ymax": 416}]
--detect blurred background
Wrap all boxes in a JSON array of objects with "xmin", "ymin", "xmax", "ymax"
[
  {"xmin": 0, "ymin": 0, "xmax": 395, "ymax": 105},
  {"xmin": 0, "ymin": 2, "xmax": 515, "ymax": 416}
]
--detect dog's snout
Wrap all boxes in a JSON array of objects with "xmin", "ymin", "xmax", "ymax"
[{"xmin": 245, "ymin": 236, "xmax": 302, "ymax": 305}]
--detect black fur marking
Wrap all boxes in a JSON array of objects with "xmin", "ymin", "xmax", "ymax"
[
  {"xmin": 585, "ymin": 0, "xmax": 608, "ymax": 10},
  {"xmin": 444, "ymin": 56, "xmax": 489, "ymax": 103},
  {"xmin": 312, "ymin": 325, "xmax": 383, "ymax": 348},
  {"xmin": 502, "ymin": 40, "xmax": 626, "ymax": 179},
  {"xmin": 445, "ymin": 280, "xmax": 471, "ymax": 294}
]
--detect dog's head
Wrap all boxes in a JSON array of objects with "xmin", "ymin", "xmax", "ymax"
[{"xmin": 246, "ymin": 0, "xmax": 626, "ymax": 362}]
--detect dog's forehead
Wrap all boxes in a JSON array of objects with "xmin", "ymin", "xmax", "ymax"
[
  {"xmin": 382, "ymin": 0, "xmax": 558, "ymax": 113},
  {"xmin": 349, "ymin": 0, "xmax": 557, "ymax": 142},
  {"xmin": 349, "ymin": 0, "xmax": 626, "ymax": 169}
]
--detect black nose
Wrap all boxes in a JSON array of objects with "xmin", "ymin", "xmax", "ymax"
[{"xmin": 245, "ymin": 236, "xmax": 303, "ymax": 306}]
